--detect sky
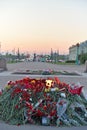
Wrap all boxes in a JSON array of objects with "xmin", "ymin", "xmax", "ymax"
[{"xmin": 0, "ymin": 0, "xmax": 87, "ymax": 54}]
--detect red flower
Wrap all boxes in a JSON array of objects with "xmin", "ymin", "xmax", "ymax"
[
  {"xmin": 43, "ymin": 105, "xmax": 47, "ymax": 111},
  {"xmin": 37, "ymin": 109, "xmax": 44, "ymax": 116},
  {"xmin": 22, "ymin": 77, "xmax": 30, "ymax": 83},
  {"xmin": 11, "ymin": 87, "xmax": 22, "ymax": 97},
  {"xmin": 15, "ymin": 105, "xmax": 19, "ymax": 109},
  {"xmin": 47, "ymin": 103, "xmax": 51, "ymax": 108},
  {"xmin": 39, "ymin": 103, "xmax": 43, "ymax": 107},
  {"xmin": 50, "ymin": 110, "xmax": 56, "ymax": 117},
  {"xmin": 22, "ymin": 90, "xmax": 30, "ymax": 101},
  {"xmin": 54, "ymin": 77, "xmax": 60, "ymax": 84},
  {"xmin": 25, "ymin": 84, "xmax": 32, "ymax": 89},
  {"xmin": 68, "ymin": 86, "xmax": 83, "ymax": 95},
  {"xmin": 26, "ymin": 101, "xmax": 33, "ymax": 110}
]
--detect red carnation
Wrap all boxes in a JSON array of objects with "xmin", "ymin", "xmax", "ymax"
[
  {"xmin": 54, "ymin": 77, "xmax": 60, "ymax": 84},
  {"xmin": 37, "ymin": 109, "xmax": 44, "ymax": 116},
  {"xmin": 50, "ymin": 110, "xmax": 56, "ymax": 117},
  {"xmin": 43, "ymin": 105, "xmax": 47, "ymax": 111},
  {"xmin": 11, "ymin": 87, "xmax": 22, "ymax": 97},
  {"xmin": 68, "ymin": 86, "xmax": 83, "ymax": 95},
  {"xmin": 26, "ymin": 102, "xmax": 33, "ymax": 110},
  {"xmin": 15, "ymin": 105, "xmax": 19, "ymax": 109},
  {"xmin": 22, "ymin": 90, "xmax": 30, "ymax": 101}
]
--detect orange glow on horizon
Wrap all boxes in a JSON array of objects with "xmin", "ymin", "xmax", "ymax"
[{"xmin": 0, "ymin": 0, "xmax": 87, "ymax": 54}]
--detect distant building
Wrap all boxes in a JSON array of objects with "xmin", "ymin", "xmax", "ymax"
[
  {"xmin": 69, "ymin": 45, "xmax": 78, "ymax": 60},
  {"xmin": 69, "ymin": 40, "xmax": 87, "ymax": 61},
  {"xmin": 79, "ymin": 40, "xmax": 87, "ymax": 54}
]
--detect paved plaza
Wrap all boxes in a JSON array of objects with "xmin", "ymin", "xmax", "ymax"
[
  {"xmin": 0, "ymin": 62, "xmax": 87, "ymax": 95},
  {"xmin": 0, "ymin": 61, "xmax": 87, "ymax": 130}
]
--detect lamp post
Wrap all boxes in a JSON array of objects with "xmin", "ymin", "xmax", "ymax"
[{"xmin": 75, "ymin": 43, "xmax": 79, "ymax": 65}]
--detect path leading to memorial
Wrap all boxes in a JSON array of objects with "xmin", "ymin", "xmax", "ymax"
[{"xmin": 7, "ymin": 61, "xmax": 85, "ymax": 73}]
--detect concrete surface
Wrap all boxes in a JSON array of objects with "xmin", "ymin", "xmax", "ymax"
[{"xmin": 0, "ymin": 121, "xmax": 87, "ymax": 130}]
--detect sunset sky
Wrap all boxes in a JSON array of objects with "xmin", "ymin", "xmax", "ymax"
[{"xmin": 0, "ymin": 0, "xmax": 87, "ymax": 54}]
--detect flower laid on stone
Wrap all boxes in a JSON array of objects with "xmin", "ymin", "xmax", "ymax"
[
  {"xmin": 0, "ymin": 77, "xmax": 87, "ymax": 127},
  {"xmin": 12, "ymin": 69, "xmax": 81, "ymax": 76}
]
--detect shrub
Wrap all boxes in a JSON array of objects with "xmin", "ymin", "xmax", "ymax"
[{"xmin": 65, "ymin": 60, "xmax": 75, "ymax": 63}]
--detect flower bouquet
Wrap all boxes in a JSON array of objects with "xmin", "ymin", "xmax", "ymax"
[{"xmin": 0, "ymin": 76, "xmax": 87, "ymax": 126}]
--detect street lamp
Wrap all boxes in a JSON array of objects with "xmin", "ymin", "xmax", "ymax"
[{"xmin": 75, "ymin": 43, "xmax": 79, "ymax": 65}]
